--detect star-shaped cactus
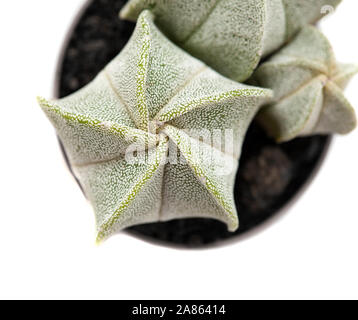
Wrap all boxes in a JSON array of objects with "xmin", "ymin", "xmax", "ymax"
[
  {"xmin": 120, "ymin": 0, "xmax": 342, "ymax": 82},
  {"xmin": 38, "ymin": 11, "xmax": 272, "ymax": 242},
  {"xmin": 252, "ymin": 26, "xmax": 357, "ymax": 142}
]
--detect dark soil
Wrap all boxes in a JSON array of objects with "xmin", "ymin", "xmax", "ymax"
[{"xmin": 56, "ymin": 0, "xmax": 331, "ymax": 248}]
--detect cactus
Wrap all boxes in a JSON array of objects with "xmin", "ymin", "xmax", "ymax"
[
  {"xmin": 38, "ymin": 11, "xmax": 272, "ymax": 242},
  {"xmin": 120, "ymin": 0, "xmax": 342, "ymax": 82},
  {"xmin": 252, "ymin": 26, "xmax": 357, "ymax": 142},
  {"xmin": 38, "ymin": 1, "xmax": 356, "ymax": 243}
]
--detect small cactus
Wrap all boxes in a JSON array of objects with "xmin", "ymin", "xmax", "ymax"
[
  {"xmin": 252, "ymin": 26, "xmax": 357, "ymax": 142},
  {"xmin": 120, "ymin": 0, "xmax": 342, "ymax": 82}
]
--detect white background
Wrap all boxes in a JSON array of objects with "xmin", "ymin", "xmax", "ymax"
[{"xmin": 0, "ymin": 0, "xmax": 357, "ymax": 300}]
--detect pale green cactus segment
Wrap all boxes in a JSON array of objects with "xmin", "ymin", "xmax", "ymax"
[
  {"xmin": 261, "ymin": 0, "xmax": 286, "ymax": 56},
  {"xmin": 266, "ymin": 24, "xmax": 336, "ymax": 74},
  {"xmin": 156, "ymin": 88, "xmax": 270, "ymax": 123},
  {"xmin": 164, "ymin": 125, "xmax": 239, "ymax": 231},
  {"xmin": 314, "ymin": 81, "xmax": 357, "ymax": 135},
  {"xmin": 37, "ymin": 96, "xmax": 158, "ymax": 166},
  {"xmin": 253, "ymin": 26, "xmax": 357, "ymax": 142},
  {"xmin": 39, "ymin": 10, "xmax": 272, "ymax": 241},
  {"xmin": 96, "ymin": 136, "xmax": 169, "ymax": 243},
  {"xmin": 281, "ymin": 0, "xmax": 342, "ymax": 40},
  {"xmin": 332, "ymin": 63, "xmax": 358, "ymax": 90},
  {"xmin": 120, "ymin": 0, "xmax": 267, "ymax": 81},
  {"xmin": 257, "ymin": 76, "xmax": 326, "ymax": 142},
  {"xmin": 120, "ymin": 0, "xmax": 341, "ymax": 82}
]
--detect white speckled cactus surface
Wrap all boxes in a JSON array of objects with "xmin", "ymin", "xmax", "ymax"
[
  {"xmin": 121, "ymin": 0, "xmax": 342, "ymax": 82},
  {"xmin": 39, "ymin": 1, "xmax": 356, "ymax": 242},
  {"xmin": 252, "ymin": 26, "xmax": 357, "ymax": 142}
]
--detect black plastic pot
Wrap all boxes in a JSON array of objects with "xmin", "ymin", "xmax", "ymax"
[{"xmin": 55, "ymin": 0, "xmax": 331, "ymax": 248}]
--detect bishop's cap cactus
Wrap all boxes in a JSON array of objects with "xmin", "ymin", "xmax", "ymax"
[
  {"xmin": 120, "ymin": 0, "xmax": 342, "ymax": 82},
  {"xmin": 252, "ymin": 26, "xmax": 357, "ymax": 142},
  {"xmin": 38, "ymin": 11, "xmax": 272, "ymax": 242}
]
